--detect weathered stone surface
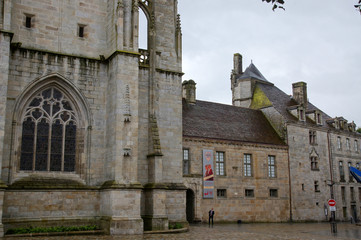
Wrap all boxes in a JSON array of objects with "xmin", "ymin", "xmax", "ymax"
[{"xmin": 0, "ymin": 0, "xmax": 185, "ymax": 235}]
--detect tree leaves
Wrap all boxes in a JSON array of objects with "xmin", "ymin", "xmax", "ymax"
[
  {"xmin": 355, "ymin": 0, "xmax": 361, "ymax": 14},
  {"xmin": 262, "ymin": 0, "xmax": 285, "ymax": 11},
  {"xmin": 263, "ymin": 0, "xmax": 361, "ymax": 14}
]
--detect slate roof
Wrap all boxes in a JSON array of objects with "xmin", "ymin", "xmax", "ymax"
[
  {"xmin": 182, "ymin": 99, "xmax": 286, "ymax": 146},
  {"xmin": 256, "ymin": 82, "xmax": 332, "ymax": 126},
  {"xmin": 237, "ymin": 63, "xmax": 268, "ymax": 82}
]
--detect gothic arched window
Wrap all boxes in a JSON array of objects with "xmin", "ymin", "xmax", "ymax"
[{"xmin": 20, "ymin": 87, "xmax": 77, "ymax": 172}]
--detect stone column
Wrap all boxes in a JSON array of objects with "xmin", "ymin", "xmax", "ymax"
[
  {"xmin": 0, "ymin": 31, "xmax": 11, "ymax": 237},
  {"xmin": 131, "ymin": 0, "xmax": 139, "ymax": 50},
  {"xmin": 116, "ymin": 0, "xmax": 124, "ymax": 50},
  {"xmin": 123, "ymin": 0, "xmax": 132, "ymax": 49},
  {"xmin": 101, "ymin": 51, "xmax": 142, "ymax": 235},
  {"xmin": 2, "ymin": 0, "xmax": 11, "ymax": 30}
]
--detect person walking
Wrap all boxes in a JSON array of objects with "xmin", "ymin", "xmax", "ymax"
[{"xmin": 208, "ymin": 208, "xmax": 215, "ymax": 226}]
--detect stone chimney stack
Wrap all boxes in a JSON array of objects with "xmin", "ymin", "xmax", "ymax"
[
  {"xmin": 233, "ymin": 53, "xmax": 243, "ymax": 75},
  {"xmin": 292, "ymin": 82, "xmax": 308, "ymax": 108},
  {"xmin": 231, "ymin": 53, "xmax": 243, "ymax": 89},
  {"xmin": 182, "ymin": 80, "xmax": 196, "ymax": 104}
]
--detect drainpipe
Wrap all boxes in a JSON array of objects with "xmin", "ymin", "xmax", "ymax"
[
  {"xmin": 327, "ymin": 130, "xmax": 334, "ymax": 191},
  {"xmin": 286, "ymin": 126, "xmax": 293, "ymax": 222},
  {"xmin": 327, "ymin": 130, "xmax": 337, "ymax": 233}
]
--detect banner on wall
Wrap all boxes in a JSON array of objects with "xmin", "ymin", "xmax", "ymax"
[{"xmin": 203, "ymin": 149, "xmax": 214, "ymax": 198}]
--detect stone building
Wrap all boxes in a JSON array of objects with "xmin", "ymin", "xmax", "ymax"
[
  {"xmin": 0, "ymin": 0, "xmax": 186, "ymax": 236},
  {"xmin": 230, "ymin": 53, "xmax": 361, "ymax": 222},
  {"xmin": 182, "ymin": 81, "xmax": 290, "ymax": 223}
]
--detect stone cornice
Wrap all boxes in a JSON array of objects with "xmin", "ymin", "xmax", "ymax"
[
  {"xmin": 143, "ymin": 183, "xmax": 187, "ymax": 190},
  {"xmin": 0, "ymin": 29, "xmax": 14, "ymax": 38},
  {"xmin": 183, "ymin": 136, "xmax": 288, "ymax": 150}
]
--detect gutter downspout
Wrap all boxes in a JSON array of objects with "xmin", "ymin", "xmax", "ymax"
[
  {"xmin": 286, "ymin": 126, "xmax": 293, "ymax": 222},
  {"xmin": 327, "ymin": 130, "xmax": 334, "ymax": 197}
]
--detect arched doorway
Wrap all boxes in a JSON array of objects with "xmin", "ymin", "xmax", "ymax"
[{"xmin": 186, "ymin": 189, "xmax": 195, "ymax": 223}]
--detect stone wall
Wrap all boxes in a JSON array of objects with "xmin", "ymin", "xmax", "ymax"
[
  {"xmin": 3, "ymin": 190, "xmax": 100, "ymax": 230},
  {"xmin": 3, "ymin": 48, "xmax": 108, "ymax": 185},
  {"xmin": 287, "ymin": 124, "xmax": 331, "ymax": 221},
  {"xmin": 328, "ymin": 132, "xmax": 361, "ymax": 221},
  {"xmin": 0, "ymin": 32, "xmax": 11, "ymax": 181},
  {"xmin": 10, "ymin": 0, "xmax": 108, "ymax": 58},
  {"xmin": 183, "ymin": 137, "xmax": 290, "ymax": 223}
]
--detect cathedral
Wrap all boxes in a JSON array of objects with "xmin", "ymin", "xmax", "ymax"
[
  {"xmin": 0, "ymin": 0, "xmax": 360, "ymax": 237},
  {"xmin": 0, "ymin": 0, "xmax": 186, "ymax": 236}
]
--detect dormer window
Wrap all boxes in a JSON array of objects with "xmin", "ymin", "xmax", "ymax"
[
  {"xmin": 306, "ymin": 110, "xmax": 323, "ymax": 126},
  {"xmin": 316, "ymin": 112, "xmax": 322, "ymax": 125},
  {"xmin": 299, "ymin": 108, "xmax": 305, "ymax": 121}
]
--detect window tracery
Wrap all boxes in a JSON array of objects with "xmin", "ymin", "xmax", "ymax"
[{"xmin": 20, "ymin": 87, "xmax": 77, "ymax": 172}]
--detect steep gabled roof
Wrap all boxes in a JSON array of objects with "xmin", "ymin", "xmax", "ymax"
[
  {"xmin": 256, "ymin": 82, "xmax": 332, "ymax": 125},
  {"xmin": 182, "ymin": 99, "xmax": 285, "ymax": 146},
  {"xmin": 237, "ymin": 63, "xmax": 268, "ymax": 83}
]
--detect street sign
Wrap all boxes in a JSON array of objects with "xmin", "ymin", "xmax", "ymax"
[
  {"xmin": 329, "ymin": 206, "xmax": 336, "ymax": 212},
  {"xmin": 328, "ymin": 199, "xmax": 336, "ymax": 207}
]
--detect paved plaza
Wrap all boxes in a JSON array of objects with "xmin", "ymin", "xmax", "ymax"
[{"xmin": 3, "ymin": 223, "xmax": 361, "ymax": 240}]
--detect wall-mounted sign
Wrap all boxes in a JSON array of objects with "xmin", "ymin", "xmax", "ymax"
[{"xmin": 203, "ymin": 149, "xmax": 214, "ymax": 198}]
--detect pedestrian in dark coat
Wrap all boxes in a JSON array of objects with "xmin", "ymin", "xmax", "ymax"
[{"xmin": 209, "ymin": 208, "xmax": 215, "ymax": 226}]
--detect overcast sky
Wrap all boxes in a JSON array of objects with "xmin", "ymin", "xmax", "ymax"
[{"xmin": 177, "ymin": 0, "xmax": 361, "ymax": 126}]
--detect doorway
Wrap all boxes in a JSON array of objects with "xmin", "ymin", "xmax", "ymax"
[
  {"xmin": 186, "ymin": 189, "xmax": 195, "ymax": 223},
  {"xmin": 351, "ymin": 205, "xmax": 357, "ymax": 222}
]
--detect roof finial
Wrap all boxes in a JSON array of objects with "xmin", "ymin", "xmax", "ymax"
[{"xmin": 251, "ymin": 59, "xmax": 253, "ymax": 64}]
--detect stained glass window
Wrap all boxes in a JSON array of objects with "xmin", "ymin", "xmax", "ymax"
[{"xmin": 20, "ymin": 88, "xmax": 77, "ymax": 172}]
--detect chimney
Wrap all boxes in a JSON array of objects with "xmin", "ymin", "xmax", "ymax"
[
  {"xmin": 231, "ymin": 53, "xmax": 243, "ymax": 89},
  {"xmin": 233, "ymin": 53, "xmax": 243, "ymax": 76},
  {"xmin": 292, "ymin": 82, "xmax": 307, "ymax": 108},
  {"xmin": 182, "ymin": 80, "xmax": 196, "ymax": 104}
]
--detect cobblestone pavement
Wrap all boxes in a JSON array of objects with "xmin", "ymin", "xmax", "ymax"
[{"xmin": 3, "ymin": 223, "xmax": 361, "ymax": 240}]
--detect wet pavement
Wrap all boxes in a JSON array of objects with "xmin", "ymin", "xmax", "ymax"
[{"xmin": 3, "ymin": 223, "xmax": 361, "ymax": 240}]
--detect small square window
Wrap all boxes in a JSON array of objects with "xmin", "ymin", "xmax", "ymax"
[
  {"xmin": 269, "ymin": 189, "xmax": 278, "ymax": 197},
  {"xmin": 309, "ymin": 130, "xmax": 317, "ymax": 145},
  {"xmin": 314, "ymin": 181, "xmax": 320, "ymax": 192},
  {"xmin": 217, "ymin": 189, "xmax": 227, "ymax": 198},
  {"xmin": 310, "ymin": 156, "xmax": 318, "ymax": 171},
  {"xmin": 78, "ymin": 24, "xmax": 86, "ymax": 38},
  {"xmin": 183, "ymin": 149, "xmax": 190, "ymax": 175},
  {"xmin": 25, "ymin": 14, "xmax": 34, "ymax": 28},
  {"xmin": 245, "ymin": 189, "xmax": 254, "ymax": 198}
]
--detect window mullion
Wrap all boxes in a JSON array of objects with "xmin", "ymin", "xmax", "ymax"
[
  {"xmin": 61, "ymin": 122, "xmax": 66, "ymax": 172},
  {"xmin": 47, "ymin": 120, "xmax": 52, "ymax": 171},
  {"xmin": 33, "ymin": 121, "xmax": 38, "ymax": 171}
]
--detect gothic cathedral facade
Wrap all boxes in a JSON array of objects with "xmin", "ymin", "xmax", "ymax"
[{"xmin": 0, "ymin": 0, "xmax": 186, "ymax": 235}]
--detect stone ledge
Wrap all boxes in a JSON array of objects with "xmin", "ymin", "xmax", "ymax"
[
  {"xmin": 4, "ymin": 230, "xmax": 105, "ymax": 238},
  {"xmin": 100, "ymin": 181, "xmax": 143, "ymax": 190},
  {"xmin": 144, "ymin": 227, "xmax": 189, "ymax": 234},
  {"xmin": 143, "ymin": 183, "xmax": 187, "ymax": 190},
  {"xmin": 8, "ymin": 177, "xmax": 95, "ymax": 190},
  {"xmin": 0, "ymin": 30, "xmax": 14, "ymax": 37}
]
